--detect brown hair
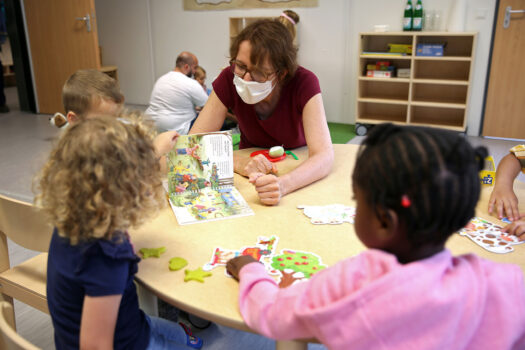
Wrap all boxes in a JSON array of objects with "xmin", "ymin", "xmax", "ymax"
[
  {"xmin": 277, "ymin": 10, "xmax": 300, "ymax": 40},
  {"xmin": 194, "ymin": 66, "xmax": 206, "ymax": 80},
  {"xmin": 230, "ymin": 19, "xmax": 298, "ymax": 84},
  {"xmin": 35, "ymin": 112, "xmax": 164, "ymax": 245},
  {"xmin": 62, "ymin": 69, "xmax": 124, "ymax": 119}
]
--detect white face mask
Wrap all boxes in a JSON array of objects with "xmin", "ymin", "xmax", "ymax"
[{"xmin": 233, "ymin": 75, "xmax": 275, "ymax": 104}]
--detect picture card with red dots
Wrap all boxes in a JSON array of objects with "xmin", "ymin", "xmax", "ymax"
[
  {"xmin": 457, "ymin": 217, "xmax": 524, "ymax": 254},
  {"xmin": 269, "ymin": 249, "xmax": 327, "ymax": 288},
  {"xmin": 202, "ymin": 236, "xmax": 327, "ymax": 287}
]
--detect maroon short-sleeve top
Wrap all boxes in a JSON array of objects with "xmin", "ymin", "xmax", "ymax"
[{"xmin": 212, "ymin": 66, "xmax": 321, "ymax": 149}]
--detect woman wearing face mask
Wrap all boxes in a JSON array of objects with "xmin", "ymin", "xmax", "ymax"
[{"xmin": 190, "ymin": 19, "xmax": 333, "ymax": 206}]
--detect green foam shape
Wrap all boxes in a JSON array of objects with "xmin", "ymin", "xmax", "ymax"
[
  {"xmin": 140, "ymin": 247, "xmax": 166, "ymax": 259},
  {"xmin": 169, "ymin": 257, "xmax": 188, "ymax": 271},
  {"xmin": 184, "ymin": 267, "xmax": 212, "ymax": 283}
]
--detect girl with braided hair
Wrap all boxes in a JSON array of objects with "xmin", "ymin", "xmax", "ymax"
[{"xmin": 226, "ymin": 123, "xmax": 525, "ymax": 350}]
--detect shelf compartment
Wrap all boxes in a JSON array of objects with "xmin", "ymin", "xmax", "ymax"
[
  {"xmin": 359, "ymin": 79, "xmax": 409, "ymax": 101},
  {"xmin": 413, "ymin": 60, "xmax": 470, "ymax": 81},
  {"xmin": 412, "ymin": 83, "xmax": 468, "ymax": 105},
  {"xmin": 415, "ymin": 35, "xmax": 474, "ymax": 57},
  {"xmin": 358, "ymin": 101, "xmax": 408, "ymax": 124},
  {"xmin": 410, "ymin": 105, "xmax": 465, "ymax": 129},
  {"xmin": 360, "ymin": 58, "xmax": 411, "ymax": 77},
  {"xmin": 360, "ymin": 34, "xmax": 413, "ymax": 54}
]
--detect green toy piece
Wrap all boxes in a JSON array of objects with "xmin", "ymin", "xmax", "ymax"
[
  {"xmin": 184, "ymin": 267, "xmax": 212, "ymax": 283},
  {"xmin": 139, "ymin": 247, "xmax": 166, "ymax": 259},
  {"xmin": 285, "ymin": 150, "xmax": 299, "ymax": 160},
  {"xmin": 169, "ymin": 257, "xmax": 188, "ymax": 271}
]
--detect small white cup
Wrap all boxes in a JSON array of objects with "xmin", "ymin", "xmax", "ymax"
[{"xmin": 374, "ymin": 24, "xmax": 390, "ymax": 32}]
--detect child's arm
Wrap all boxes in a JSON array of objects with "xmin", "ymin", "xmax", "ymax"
[
  {"xmin": 154, "ymin": 131, "xmax": 179, "ymax": 174},
  {"xmin": 488, "ymin": 153, "xmax": 522, "ymax": 220},
  {"xmin": 80, "ymin": 295, "xmax": 122, "ymax": 350},
  {"xmin": 227, "ymin": 256, "xmax": 313, "ymax": 340}
]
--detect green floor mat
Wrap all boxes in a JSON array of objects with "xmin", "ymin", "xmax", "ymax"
[{"xmin": 327, "ymin": 122, "xmax": 356, "ymax": 144}]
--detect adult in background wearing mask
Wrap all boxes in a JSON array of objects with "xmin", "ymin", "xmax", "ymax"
[
  {"xmin": 146, "ymin": 51, "xmax": 208, "ymax": 135},
  {"xmin": 190, "ymin": 20, "xmax": 333, "ymax": 206}
]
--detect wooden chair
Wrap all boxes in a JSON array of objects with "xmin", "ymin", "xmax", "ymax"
[
  {"xmin": 0, "ymin": 194, "xmax": 52, "ymax": 330},
  {"xmin": 0, "ymin": 301, "xmax": 40, "ymax": 350}
]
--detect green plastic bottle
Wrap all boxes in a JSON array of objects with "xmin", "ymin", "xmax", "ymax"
[
  {"xmin": 403, "ymin": 0, "xmax": 413, "ymax": 31},
  {"xmin": 413, "ymin": 0, "xmax": 424, "ymax": 31}
]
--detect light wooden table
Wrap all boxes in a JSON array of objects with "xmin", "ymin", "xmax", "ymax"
[{"xmin": 131, "ymin": 144, "xmax": 525, "ymax": 350}]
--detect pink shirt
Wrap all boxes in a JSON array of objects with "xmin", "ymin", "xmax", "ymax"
[
  {"xmin": 238, "ymin": 249, "xmax": 525, "ymax": 349},
  {"xmin": 212, "ymin": 66, "xmax": 321, "ymax": 149}
]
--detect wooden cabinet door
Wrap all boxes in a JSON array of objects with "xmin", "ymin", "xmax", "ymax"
[
  {"xmin": 482, "ymin": 0, "xmax": 525, "ymax": 139},
  {"xmin": 24, "ymin": 0, "xmax": 100, "ymax": 114}
]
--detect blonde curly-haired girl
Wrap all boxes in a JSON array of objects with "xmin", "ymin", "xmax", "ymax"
[{"xmin": 36, "ymin": 113, "xmax": 203, "ymax": 350}]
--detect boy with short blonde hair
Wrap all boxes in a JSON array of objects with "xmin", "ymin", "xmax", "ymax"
[{"xmin": 62, "ymin": 69, "xmax": 124, "ymax": 123}]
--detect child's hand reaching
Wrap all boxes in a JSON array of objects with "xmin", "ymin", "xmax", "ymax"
[
  {"xmin": 226, "ymin": 255, "xmax": 258, "ymax": 281},
  {"xmin": 488, "ymin": 185, "xmax": 520, "ymax": 221},
  {"xmin": 502, "ymin": 218, "xmax": 525, "ymax": 241},
  {"xmin": 154, "ymin": 131, "xmax": 179, "ymax": 157}
]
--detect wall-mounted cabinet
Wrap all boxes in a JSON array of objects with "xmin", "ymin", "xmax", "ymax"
[{"xmin": 356, "ymin": 32, "xmax": 477, "ymax": 134}]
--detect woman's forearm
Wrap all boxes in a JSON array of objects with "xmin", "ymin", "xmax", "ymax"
[{"xmin": 279, "ymin": 148, "xmax": 334, "ymax": 196}]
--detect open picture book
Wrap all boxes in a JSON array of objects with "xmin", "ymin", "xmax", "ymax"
[{"xmin": 166, "ymin": 131, "xmax": 254, "ymax": 225}]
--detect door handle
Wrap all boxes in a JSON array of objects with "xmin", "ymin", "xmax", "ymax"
[
  {"xmin": 504, "ymin": 6, "xmax": 525, "ymax": 29},
  {"xmin": 75, "ymin": 13, "xmax": 91, "ymax": 32}
]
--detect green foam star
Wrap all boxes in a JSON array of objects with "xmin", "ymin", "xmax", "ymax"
[
  {"xmin": 184, "ymin": 267, "xmax": 212, "ymax": 283},
  {"xmin": 169, "ymin": 257, "xmax": 188, "ymax": 271},
  {"xmin": 139, "ymin": 247, "xmax": 166, "ymax": 259}
]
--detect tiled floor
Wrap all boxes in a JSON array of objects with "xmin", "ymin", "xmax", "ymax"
[{"xmin": 1, "ymin": 85, "xmax": 523, "ymax": 349}]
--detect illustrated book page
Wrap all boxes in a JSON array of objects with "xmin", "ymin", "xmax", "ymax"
[{"xmin": 166, "ymin": 131, "xmax": 254, "ymax": 225}]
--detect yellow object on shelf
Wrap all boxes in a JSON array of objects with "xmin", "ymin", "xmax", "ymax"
[
  {"xmin": 479, "ymin": 156, "xmax": 496, "ymax": 186},
  {"xmin": 388, "ymin": 43, "xmax": 412, "ymax": 54}
]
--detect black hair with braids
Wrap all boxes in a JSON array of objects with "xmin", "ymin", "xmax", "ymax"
[{"xmin": 352, "ymin": 123, "xmax": 488, "ymax": 246}]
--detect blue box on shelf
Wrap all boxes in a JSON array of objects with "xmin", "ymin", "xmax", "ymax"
[{"xmin": 416, "ymin": 43, "xmax": 445, "ymax": 56}]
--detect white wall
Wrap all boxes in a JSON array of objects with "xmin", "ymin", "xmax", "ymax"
[
  {"xmin": 95, "ymin": 0, "xmax": 156, "ymax": 104},
  {"xmin": 95, "ymin": 0, "xmax": 496, "ymax": 136}
]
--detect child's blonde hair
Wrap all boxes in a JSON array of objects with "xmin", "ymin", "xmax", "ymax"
[
  {"xmin": 277, "ymin": 10, "xmax": 300, "ymax": 40},
  {"xmin": 35, "ymin": 112, "xmax": 164, "ymax": 244},
  {"xmin": 62, "ymin": 69, "xmax": 124, "ymax": 119},
  {"xmin": 194, "ymin": 66, "xmax": 206, "ymax": 81}
]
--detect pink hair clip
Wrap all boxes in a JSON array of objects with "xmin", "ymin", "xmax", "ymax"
[
  {"xmin": 280, "ymin": 12, "xmax": 296, "ymax": 25},
  {"xmin": 401, "ymin": 195, "xmax": 411, "ymax": 208}
]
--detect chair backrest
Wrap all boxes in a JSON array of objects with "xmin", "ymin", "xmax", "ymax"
[
  {"xmin": 0, "ymin": 194, "xmax": 52, "ymax": 252},
  {"xmin": 0, "ymin": 301, "xmax": 40, "ymax": 350}
]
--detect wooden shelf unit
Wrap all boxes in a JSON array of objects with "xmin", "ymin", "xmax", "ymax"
[{"xmin": 356, "ymin": 32, "xmax": 477, "ymax": 132}]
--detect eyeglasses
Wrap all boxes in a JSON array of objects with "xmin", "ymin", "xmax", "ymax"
[{"xmin": 230, "ymin": 60, "xmax": 276, "ymax": 83}]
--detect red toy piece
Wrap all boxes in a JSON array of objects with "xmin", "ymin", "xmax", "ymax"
[{"xmin": 250, "ymin": 149, "xmax": 286, "ymax": 162}]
